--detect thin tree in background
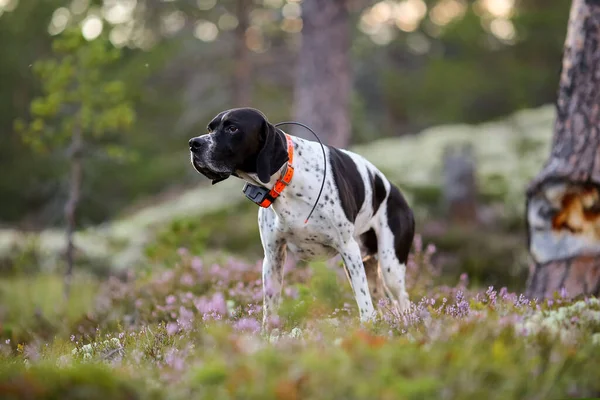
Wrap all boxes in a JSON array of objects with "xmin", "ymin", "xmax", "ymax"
[
  {"xmin": 525, "ymin": 0, "xmax": 600, "ymax": 299},
  {"xmin": 233, "ymin": 0, "xmax": 252, "ymax": 107},
  {"xmin": 293, "ymin": 0, "xmax": 351, "ymax": 148},
  {"xmin": 15, "ymin": 28, "xmax": 135, "ymax": 299}
]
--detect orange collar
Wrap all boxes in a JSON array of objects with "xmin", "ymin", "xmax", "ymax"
[
  {"xmin": 257, "ymin": 134, "xmax": 295, "ymax": 207},
  {"xmin": 242, "ymin": 133, "xmax": 295, "ymax": 208}
]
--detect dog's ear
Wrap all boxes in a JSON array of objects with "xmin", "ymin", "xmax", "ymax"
[{"xmin": 256, "ymin": 120, "xmax": 288, "ymax": 184}]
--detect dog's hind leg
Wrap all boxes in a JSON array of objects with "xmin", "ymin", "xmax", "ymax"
[{"xmin": 377, "ymin": 185, "xmax": 415, "ymax": 314}]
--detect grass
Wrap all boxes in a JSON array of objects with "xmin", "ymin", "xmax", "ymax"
[
  {"xmin": 0, "ymin": 273, "xmax": 99, "ymax": 343},
  {"xmin": 0, "ymin": 236, "xmax": 599, "ymax": 399}
]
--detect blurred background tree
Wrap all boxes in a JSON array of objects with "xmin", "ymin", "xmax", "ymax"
[
  {"xmin": 293, "ymin": 0, "xmax": 351, "ymax": 147},
  {"xmin": 0, "ymin": 0, "xmax": 569, "ymax": 230},
  {"xmin": 14, "ymin": 27, "xmax": 135, "ymax": 295}
]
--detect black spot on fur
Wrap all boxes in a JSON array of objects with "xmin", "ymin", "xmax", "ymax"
[
  {"xmin": 369, "ymin": 170, "xmax": 387, "ymax": 216},
  {"xmin": 328, "ymin": 147, "xmax": 365, "ymax": 222},
  {"xmin": 386, "ymin": 184, "xmax": 415, "ymax": 264}
]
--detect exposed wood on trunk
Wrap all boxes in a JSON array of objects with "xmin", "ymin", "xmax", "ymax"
[
  {"xmin": 64, "ymin": 124, "xmax": 83, "ymax": 300},
  {"xmin": 526, "ymin": 256, "xmax": 600, "ymax": 298},
  {"xmin": 525, "ymin": 0, "xmax": 600, "ymax": 299},
  {"xmin": 293, "ymin": 0, "xmax": 351, "ymax": 148},
  {"xmin": 233, "ymin": 0, "xmax": 252, "ymax": 107}
]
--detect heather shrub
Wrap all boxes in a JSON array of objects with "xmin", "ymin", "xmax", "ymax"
[
  {"xmin": 0, "ymin": 233, "xmax": 599, "ymax": 399},
  {"xmin": 0, "ymin": 362, "xmax": 160, "ymax": 400}
]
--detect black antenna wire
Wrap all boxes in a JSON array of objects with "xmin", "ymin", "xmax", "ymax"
[{"xmin": 274, "ymin": 121, "xmax": 326, "ymax": 224}]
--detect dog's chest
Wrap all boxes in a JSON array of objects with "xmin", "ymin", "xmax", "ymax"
[
  {"xmin": 272, "ymin": 214, "xmax": 340, "ymax": 261},
  {"xmin": 284, "ymin": 230, "xmax": 339, "ymax": 261}
]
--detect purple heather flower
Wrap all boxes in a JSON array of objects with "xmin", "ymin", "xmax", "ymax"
[
  {"xmin": 413, "ymin": 235, "xmax": 423, "ymax": 253},
  {"xmin": 486, "ymin": 286, "xmax": 497, "ymax": 306},
  {"xmin": 284, "ymin": 286, "xmax": 299, "ymax": 299},
  {"xmin": 178, "ymin": 307, "xmax": 195, "ymax": 330},
  {"xmin": 233, "ymin": 317, "xmax": 261, "ymax": 333},
  {"xmin": 180, "ymin": 273, "xmax": 195, "ymax": 286},
  {"xmin": 499, "ymin": 287, "xmax": 508, "ymax": 300},
  {"xmin": 426, "ymin": 243, "xmax": 436, "ymax": 255},
  {"xmin": 192, "ymin": 292, "xmax": 228, "ymax": 317},
  {"xmin": 166, "ymin": 322, "xmax": 179, "ymax": 336},
  {"xmin": 247, "ymin": 304, "xmax": 261, "ymax": 316},
  {"xmin": 191, "ymin": 257, "xmax": 203, "ymax": 273}
]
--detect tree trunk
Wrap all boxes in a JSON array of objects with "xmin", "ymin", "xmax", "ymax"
[
  {"xmin": 233, "ymin": 0, "xmax": 251, "ymax": 107},
  {"xmin": 64, "ymin": 125, "xmax": 83, "ymax": 300},
  {"xmin": 293, "ymin": 0, "xmax": 351, "ymax": 148},
  {"xmin": 442, "ymin": 144, "xmax": 478, "ymax": 225},
  {"xmin": 525, "ymin": 0, "xmax": 600, "ymax": 299}
]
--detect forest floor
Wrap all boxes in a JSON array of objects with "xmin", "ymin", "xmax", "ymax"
[{"xmin": 1, "ymin": 240, "xmax": 599, "ymax": 399}]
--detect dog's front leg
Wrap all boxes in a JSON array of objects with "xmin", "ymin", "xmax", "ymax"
[
  {"xmin": 261, "ymin": 239, "xmax": 287, "ymax": 333},
  {"xmin": 339, "ymin": 239, "xmax": 377, "ymax": 324}
]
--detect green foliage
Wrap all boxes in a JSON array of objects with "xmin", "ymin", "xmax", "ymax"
[
  {"xmin": 0, "ymin": 236, "xmax": 42, "ymax": 276},
  {"xmin": 379, "ymin": 3, "xmax": 570, "ymax": 127},
  {"xmin": 0, "ymin": 362, "xmax": 157, "ymax": 400},
  {"xmin": 279, "ymin": 262, "xmax": 354, "ymax": 329},
  {"xmin": 426, "ymin": 226, "xmax": 528, "ymax": 289},
  {"xmin": 183, "ymin": 323, "xmax": 600, "ymax": 400},
  {"xmin": 145, "ymin": 201, "xmax": 263, "ymax": 263},
  {"xmin": 14, "ymin": 27, "xmax": 135, "ymax": 155},
  {"xmin": 0, "ymin": 273, "xmax": 99, "ymax": 343}
]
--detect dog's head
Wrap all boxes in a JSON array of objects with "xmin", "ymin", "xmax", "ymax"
[{"xmin": 189, "ymin": 108, "xmax": 289, "ymax": 185}]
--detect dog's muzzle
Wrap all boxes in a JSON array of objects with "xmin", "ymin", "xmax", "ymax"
[{"xmin": 189, "ymin": 136, "xmax": 231, "ymax": 181}]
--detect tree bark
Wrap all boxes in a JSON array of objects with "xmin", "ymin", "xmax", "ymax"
[
  {"xmin": 525, "ymin": 0, "xmax": 600, "ymax": 299},
  {"xmin": 442, "ymin": 144, "xmax": 478, "ymax": 225},
  {"xmin": 64, "ymin": 124, "xmax": 82, "ymax": 300},
  {"xmin": 233, "ymin": 0, "xmax": 252, "ymax": 107},
  {"xmin": 293, "ymin": 0, "xmax": 351, "ymax": 148}
]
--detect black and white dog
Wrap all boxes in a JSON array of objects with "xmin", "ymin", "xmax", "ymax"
[{"xmin": 189, "ymin": 108, "xmax": 415, "ymax": 330}]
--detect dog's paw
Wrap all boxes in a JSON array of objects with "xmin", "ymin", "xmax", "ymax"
[{"xmin": 359, "ymin": 310, "xmax": 378, "ymax": 328}]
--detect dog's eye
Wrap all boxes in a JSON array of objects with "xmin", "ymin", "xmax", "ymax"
[{"xmin": 226, "ymin": 126, "xmax": 239, "ymax": 134}]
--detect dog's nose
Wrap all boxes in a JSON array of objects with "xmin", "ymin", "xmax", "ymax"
[{"xmin": 189, "ymin": 137, "xmax": 203, "ymax": 151}]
